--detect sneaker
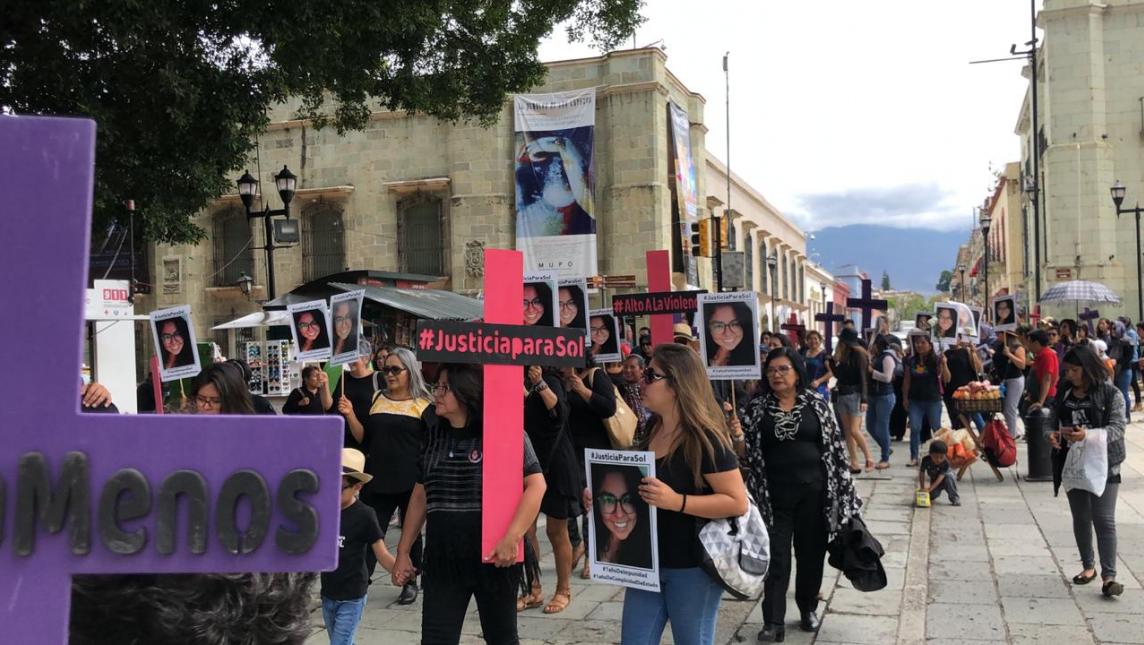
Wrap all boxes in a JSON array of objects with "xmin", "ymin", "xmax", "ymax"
[
  {"xmin": 398, "ymin": 580, "xmax": 419, "ymax": 605},
  {"xmin": 951, "ymin": 499, "xmax": 962, "ymax": 506}
]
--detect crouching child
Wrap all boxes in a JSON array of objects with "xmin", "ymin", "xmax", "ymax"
[{"xmin": 918, "ymin": 440, "xmax": 960, "ymax": 506}]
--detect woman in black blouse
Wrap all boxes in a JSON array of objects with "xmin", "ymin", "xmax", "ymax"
[
  {"xmin": 594, "ymin": 343, "xmax": 747, "ymax": 645},
  {"xmin": 563, "ymin": 360, "xmax": 617, "ymax": 578},
  {"xmin": 739, "ymin": 347, "xmax": 863, "ymax": 642},
  {"xmin": 392, "ymin": 364, "xmax": 547, "ymax": 645},
  {"xmin": 943, "ymin": 334, "xmax": 985, "ymax": 431},
  {"xmin": 519, "ymin": 365, "xmax": 582, "ymax": 614},
  {"xmin": 830, "ymin": 328, "xmax": 874, "ymax": 472},
  {"xmin": 342, "ymin": 347, "xmax": 434, "ymax": 605}
]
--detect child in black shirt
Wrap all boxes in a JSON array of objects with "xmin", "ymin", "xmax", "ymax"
[
  {"xmin": 918, "ymin": 440, "xmax": 960, "ymax": 506},
  {"xmin": 321, "ymin": 449, "xmax": 396, "ymax": 645}
]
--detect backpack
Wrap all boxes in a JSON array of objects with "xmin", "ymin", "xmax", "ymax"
[{"xmin": 980, "ymin": 418, "xmax": 1017, "ymax": 468}]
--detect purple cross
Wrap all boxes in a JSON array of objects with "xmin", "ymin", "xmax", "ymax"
[
  {"xmin": 0, "ymin": 117, "xmax": 342, "ymax": 643},
  {"xmin": 781, "ymin": 313, "xmax": 806, "ymax": 346},
  {"xmin": 1079, "ymin": 307, "xmax": 1101, "ymax": 334},
  {"xmin": 814, "ymin": 301, "xmax": 846, "ymax": 353},
  {"xmin": 846, "ymin": 278, "xmax": 888, "ymax": 332}
]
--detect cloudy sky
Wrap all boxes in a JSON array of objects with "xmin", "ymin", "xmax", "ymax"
[{"xmin": 539, "ymin": 0, "xmax": 1040, "ymax": 233}]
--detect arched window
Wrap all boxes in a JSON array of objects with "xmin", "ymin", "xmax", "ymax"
[
  {"xmin": 398, "ymin": 195, "xmax": 447, "ymax": 275},
  {"xmin": 212, "ymin": 207, "xmax": 254, "ymax": 287},
  {"xmin": 302, "ymin": 201, "xmax": 346, "ymax": 282}
]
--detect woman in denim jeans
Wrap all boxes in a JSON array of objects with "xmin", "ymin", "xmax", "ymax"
[
  {"xmin": 902, "ymin": 331, "xmax": 949, "ymax": 466},
  {"xmin": 588, "ymin": 344, "xmax": 747, "ymax": 645},
  {"xmin": 866, "ymin": 334, "xmax": 898, "ymax": 469}
]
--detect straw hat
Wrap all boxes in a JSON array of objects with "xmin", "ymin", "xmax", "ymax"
[
  {"xmin": 673, "ymin": 322, "xmax": 695, "ymax": 342},
  {"xmin": 341, "ymin": 448, "xmax": 372, "ymax": 484}
]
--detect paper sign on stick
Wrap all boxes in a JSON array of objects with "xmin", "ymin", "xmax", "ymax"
[
  {"xmin": 329, "ymin": 290, "xmax": 365, "ymax": 366},
  {"xmin": 0, "ymin": 116, "xmax": 342, "ymax": 644},
  {"xmin": 149, "ymin": 305, "xmax": 201, "ymax": 383},
  {"xmin": 588, "ymin": 308, "xmax": 622, "ymax": 364},
  {"xmin": 697, "ymin": 291, "xmax": 762, "ymax": 380}
]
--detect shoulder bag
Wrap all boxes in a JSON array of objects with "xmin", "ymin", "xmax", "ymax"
[
  {"xmin": 586, "ymin": 368, "xmax": 637, "ymax": 449},
  {"xmin": 696, "ymin": 494, "xmax": 770, "ymax": 600}
]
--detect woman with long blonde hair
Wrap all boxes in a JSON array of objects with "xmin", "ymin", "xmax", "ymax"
[{"xmin": 588, "ymin": 343, "xmax": 747, "ymax": 644}]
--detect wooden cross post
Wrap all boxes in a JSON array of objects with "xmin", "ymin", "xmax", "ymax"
[
  {"xmin": 846, "ymin": 278, "xmax": 888, "ymax": 332},
  {"xmin": 1080, "ymin": 307, "xmax": 1100, "ymax": 335},
  {"xmin": 814, "ymin": 301, "xmax": 846, "ymax": 353},
  {"xmin": 0, "ymin": 117, "xmax": 342, "ymax": 643},
  {"xmin": 780, "ymin": 313, "xmax": 806, "ymax": 347},
  {"xmin": 646, "ymin": 250, "xmax": 675, "ymax": 347}
]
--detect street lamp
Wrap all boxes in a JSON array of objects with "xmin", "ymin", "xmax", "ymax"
[
  {"xmin": 235, "ymin": 271, "xmax": 254, "ymax": 299},
  {"xmin": 819, "ymin": 281, "xmax": 828, "ymax": 320},
  {"xmin": 767, "ymin": 252, "xmax": 779, "ymax": 332},
  {"xmin": 237, "ymin": 166, "xmax": 298, "ymax": 300},
  {"xmin": 980, "ymin": 209, "xmax": 993, "ymax": 316},
  {"xmin": 1111, "ymin": 180, "xmax": 1144, "ymax": 321},
  {"xmin": 957, "ymin": 263, "xmax": 967, "ymax": 303}
]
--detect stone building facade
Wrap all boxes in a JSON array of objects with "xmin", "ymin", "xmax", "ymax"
[
  {"xmin": 142, "ymin": 47, "xmax": 808, "ymax": 349},
  {"xmin": 1016, "ymin": 0, "xmax": 1144, "ymax": 318}
]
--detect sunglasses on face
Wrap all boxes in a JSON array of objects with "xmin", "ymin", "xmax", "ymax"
[
  {"xmin": 380, "ymin": 366, "xmax": 407, "ymax": 376},
  {"xmin": 597, "ymin": 492, "xmax": 636, "ymax": 514},
  {"xmin": 642, "ymin": 369, "xmax": 667, "ymax": 384}
]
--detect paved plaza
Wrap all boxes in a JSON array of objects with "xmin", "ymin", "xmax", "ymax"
[{"xmin": 306, "ymin": 424, "xmax": 1144, "ymax": 645}]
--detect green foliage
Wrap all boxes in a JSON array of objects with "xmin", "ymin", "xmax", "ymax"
[
  {"xmin": 880, "ymin": 270, "xmax": 891, "ymax": 291},
  {"xmin": 935, "ymin": 270, "xmax": 953, "ymax": 293},
  {"xmin": 2, "ymin": 0, "xmax": 645, "ymax": 244}
]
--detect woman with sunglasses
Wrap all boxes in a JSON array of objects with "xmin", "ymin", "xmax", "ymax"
[
  {"xmin": 739, "ymin": 347, "xmax": 862, "ymax": 642},
  {"xmin": 346, "ymin": 347, "xmax": 434, "ymax": 606},
  {"xmin": 392, "ymin": 364, "xmax": 547, "ymax": 644},
  {"xmin": 594, "ymin": 344, "xmax": 747, "ymax": 645}
]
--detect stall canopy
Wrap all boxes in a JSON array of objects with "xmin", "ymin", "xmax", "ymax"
[
  {"xmin": 261, "ymin": 270, "xmax": 448, "ymax": 310},
  {"xmin": 331, "ymin": 283, "xmax": 482, "ymax": 321},
  {"xmin": 211, "ymin": 310, "xmax": 293, "ymax": 330}
]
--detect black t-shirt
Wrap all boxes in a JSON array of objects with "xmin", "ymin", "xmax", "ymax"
[
  {"xmin": 252, "ymin": 394, "xmax": 276, "ymax": 415},
  {"xmin": 282, "ymin": 387, "xmax": 329, "ymax": 415},
  {"xmin": 920, "ymin": 455, "xmax": 950, "ymax": 482},
  {"xmin": 906, "ymin": 355, "xmax": 942, "ymax": 401},
  {"xmin": 760, "ymin": 408, "xmax": 824, "ymax": 486},
  {"xmin": 992, "ymin": 340, "xmax": 1023, "ymax": 380},
  {"xmin": 321, "ymin": 499, "xmax": 385, "ymax": 601},
  {"xmin": 362, "ymin": 394, "xmax": 433, "ymax": 495},
  {"xmin": 340, "ymin": 370, "xmax": 382, "ymax": 449},
  {"xmin": 655, "ymin": 435, "xmax": 738, "ymax": 569},
  {"xmin": 1059, "ymin": 391, "xmax": 1097, "ymax": 429},
  {"xmin": 944, "ymin": 348, "xmax": 976, "ymax": 392}
]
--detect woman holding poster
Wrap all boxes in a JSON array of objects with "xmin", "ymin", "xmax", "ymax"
[
  {"xmin": 604, "ymin": 343, "xmax": 747, "ymax": 645},
  {"xmin": 391, "ymin": 364, "xmax": 547, "ymax": 644},
  {"xmin": 739, "ymin": 347, "xmax": 863, "ymax": 641}
]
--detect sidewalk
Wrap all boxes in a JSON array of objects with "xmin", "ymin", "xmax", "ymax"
[{"xmin": 307, "ymin": 423, "xmax": 1144, "ymax": 644}]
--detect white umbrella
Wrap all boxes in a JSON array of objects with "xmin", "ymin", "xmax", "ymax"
[{"xmin": 1039, "ymin": 280, "xmax": 1121, "ymax": 305}]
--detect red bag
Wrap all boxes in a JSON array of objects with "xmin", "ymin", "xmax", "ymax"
[{"xmin": 980, "ymin": 418, "xmax": 1017, "ymax": 467}]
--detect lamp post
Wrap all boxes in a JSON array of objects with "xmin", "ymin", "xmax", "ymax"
[
  {"xmin": 980, "ymin": 210, "xmax": 993, "ymax": 316},
  {"xmin": 235, "ymin": 272, "xmax": 254, "ymax": 300},
  {"xmin": 767, "ymin": 252, "xmax": 779, "ymax": 332},
  {"xmin": 1111, "ymin": 180, "xmax": 1144, "ymax": 321},
  {"xmin": 820, "ymin": 281, "xmax": 828, "ymax": 320},
  {"xmin": 957, "ymin": 263, "xmax": 967, "ymax": 303},
  {"xmin": 237, "ymin": 166, "xmax": 297, "ymax": 300}
]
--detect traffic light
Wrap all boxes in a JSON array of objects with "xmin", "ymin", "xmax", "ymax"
[{"xmin": 689, "ymin": 221, "xmax": 703, "ymax": 257}]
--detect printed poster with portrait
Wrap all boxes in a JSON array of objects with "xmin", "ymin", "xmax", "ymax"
[
  {"xmin": 588, "ymin": 308, "xmax": 622, "ymax": 364},
  {"xmin": 696, "ymin": 291, "xmax": 762, "ymax": 380},
  {"xmin": 288, "ymin": 300, "xmax": 333, "ymax": 362},
  {"xmin": 522, "ymin": 274, "xmax": 559, "ymax": 328},
  {"xmin": 586, "ymin": 448, "xmax": 659, "ymax": 592},
  {"xmin": 514, "ymin": 89, "xmax": 598, "ymax": 279},
  {"xmin": 557, "ymin": 277, "xmax": 590, "ymax": 341},
  {"xmin": 991, "ymin": 295, "xmax": 1018, "ymax": 332},
  {"xmin": 329, "ymin": 290, "xmax": 365, "ymax": 366},
  {"xmin": 933, "ymin": 302, "xmax": 976, "ymax": 349},
  {"xmin": 149, "ymin": 305, "xmax": 201, "ymax": 383}
]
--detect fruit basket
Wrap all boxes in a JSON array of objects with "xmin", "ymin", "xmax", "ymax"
[{"xmin": 952, "ymin": 381, "xmax": 1004, "ymax": 414}]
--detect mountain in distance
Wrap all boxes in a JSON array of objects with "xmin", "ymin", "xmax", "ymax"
[{"xmin": 807, "ymin": 224, "xmax": 969, "ymax": 295}]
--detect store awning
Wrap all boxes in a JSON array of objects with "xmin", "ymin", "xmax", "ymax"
[
  {"xmin": 968, "ymin": 256, "xmax": 983, "ymax": 278},
  {"xmin": 211, "ymin": 310, "xmax": 293, "ymax": 330},
  {"xmin": 331, "ymin": 283, "xmax": 482, "ymax": 321}
]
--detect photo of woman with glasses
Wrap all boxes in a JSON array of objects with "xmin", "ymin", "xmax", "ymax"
[
  {"xmin": 156, "ymin": 315, "xmax": 195, "ymax": 370},
  {"xmin": 589, "ymin": 463, "xmax": 653, "ymax": 568},
  {"xmin": 557, "ymin": 281, "xmax": 588, "ymax": 335},
  {"xmin": 330, "ymin": 297, "xmax": 361, "ymax": 358},
  {"xmin": 345, "ymin": 347, "xmax": 435, "ymax": 606},
  {"xmin": 523, "ymin": 280, "xmax": 556, "ymax": 327},
  {"xmin": 588, "ymin": 310, "xmax": 620, "ymax": 362},
  {"xmin": 698, "ymin": 298, "xmax": 759, "ymax": 371},
  {"xmin": 291, "ymin": 308, "xmax": 331, "ymax": 354}
]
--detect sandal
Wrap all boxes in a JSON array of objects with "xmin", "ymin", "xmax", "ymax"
[
  {"xmin": 1102, "ymin": 579, "xmax": 1124, "ymax": 597},
  {"xmin": 516, "ymin": 587, "xmax": 543, "ymax": 612},
  {"xmin": 906, "ymin": 460, "xmax": 919, "ymax": 468},
  {"xmin": 875, "ymin": 461, "xmax": 891, "ymax": 470},
  {"xmin": 865, "ymin": 460, "xmax": 876, "ymax": 472},
  {"xmin": 580, "ymin": 563, "xmax": 591, "ymax": 580},
  {"xmin": 543, "ymin": 590, "xmax": 572, "ymax": 614},
  {"xmin": 1072, "ymin": 570, "xmax": 1097, "ymax": 585},
  {"xmin": 570, "ymin": 543, "xmax": 586, "ymax": 571}
]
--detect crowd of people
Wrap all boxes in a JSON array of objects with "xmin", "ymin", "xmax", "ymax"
[{"xmin": 70, "ymin": 301, "xmax": 1141, "ymax": 645}]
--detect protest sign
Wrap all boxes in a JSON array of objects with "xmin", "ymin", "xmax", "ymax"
[
  {"xmin": 414, "ymin": 320, "xmax": 586, "ymax": 367},
  {"xmin": 697, "ymin": 292, "xmax": 762, "ymax": 380},
  {"xmin": 991, "ymin": 295, "xmax": 1018, "ymax": 332},
  {"xmin": 523, "ymin": 274, "xmax": 558, "ymax": 327},
  {"xmin": 557, "ymin": 277, "xmax": 590, "ymax": 340},
  {"xmin": 612, "ymin": 290, "xmax": 705, "ymax": 317},
  {"xmin": 586, "ymin": 449, "xmax": 659, "ymax": 592},
  {"xmin": 329, "ymin": 290, "xmax": 364, "ymax": 366},
  {"xmin": 149, "ymin": 305, "xmax": 201, "ymax": 383},
  {"xmin": 288, "ymin": 300, "xmax": 333, "ymax": 362},
  {"xmin": 588, "ymin": 308, "xmax": 622, "ymax": 363}
]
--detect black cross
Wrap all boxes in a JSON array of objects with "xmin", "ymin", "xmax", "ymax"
[
  {"xmin": 814, "ymin": 302, "xmax": 846, "ymax": 353},
  {"xmin": 846, "ymin": 278, "xmax": 888, "ymax": 332},
  {"xmin": 1079, "ymin": 307, "xmax": 1101, "ymax": 334}
]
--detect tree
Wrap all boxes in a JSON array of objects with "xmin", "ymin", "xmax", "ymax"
[
  {"xmin": 880, "ymin": 271, "xmax": 891, "ymax": 291},
  {"xmin": 935, "ymin": 270, "xmax": 953, "ymax": 293},
  {"xmin": 2, "ymin": 0, "xmax": 644, "ymax": 244}
]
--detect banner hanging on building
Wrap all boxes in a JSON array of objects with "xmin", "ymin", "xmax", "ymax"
[
  {"xmin": 514, "ymin": 89, "xmax": 598, "ymax": 279},
  {"xmin": 669, "ymin": 102, "xmax": 700, "ymax": 286}
]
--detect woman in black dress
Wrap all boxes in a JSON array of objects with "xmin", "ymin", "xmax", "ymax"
[
  {"xmin": 519, "ymin": 365, "xmax": 582, "ymax": 614},
  {"xmin": 943, "ymin": 334, "xmax": 984, "ymax": 431},
  {"xmin": 564, "ymin": 359, "xmax": 617, "ymax": 578}
]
